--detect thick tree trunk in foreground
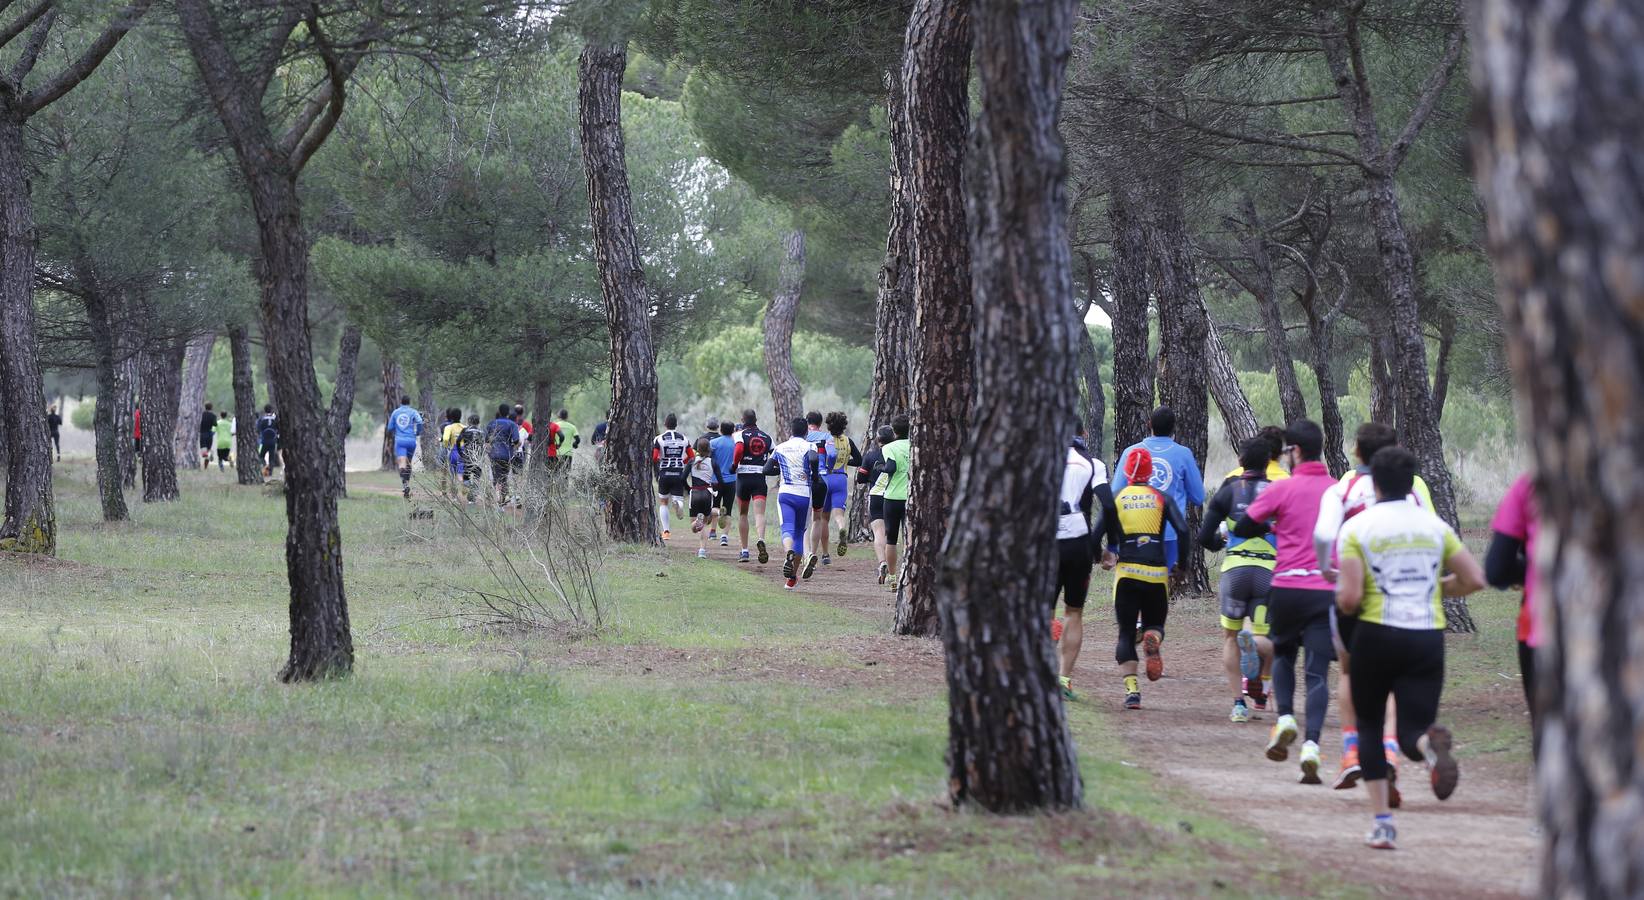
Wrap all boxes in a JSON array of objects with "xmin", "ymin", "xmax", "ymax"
[
  {"xmin": 140, "ymin": 338, "xmax": 186, "ymax": 502},
  {"xmin": 0, "ymin": 118, "xmax": 54, "ymax": 554},
  {"xmin": 897, "ymin": 0, "xmax": 972, "ymax": 639},
  {"xmin": 937, "ymin": 0, "xmax": 1082, "ymax": 813},
  {"xmin": 1146, "ymin": 185, "xmax": 1212, "ymax": 597},
  {"xmin": 228, "ymin": 325, "xmax": 262, "ymax": 485},
  {"xmin": 327, "ymin": 324, "xmax": 362, "ymax": 499},
  {"xmin": 84, "ymin": 289, "xmax": 130, "ymax": 521},
  {"xmin": 1108, "ymin": 185, "xmax": 1153, "ymax": 461},
  {"xmin": 173, "ymin": 332, "xmax": 215, "ymax": 469},
  {"xmin": 379, "ymin": 357, "xmax": 403, "ymax": 470},
  {"xmin": 1469, "ymin": 2, "xmax": 1644, "ymax": 892},
  {"xmin": 1204, "ymin": 309, "xmax": 1259, "ymax": 451},
  {"xmin": 763, "ymin": 229, "xmax": 806, "ymax": 427},
  {"xmin": 579, "ymin": 40, "xmax": 660, "ymax": 545}
]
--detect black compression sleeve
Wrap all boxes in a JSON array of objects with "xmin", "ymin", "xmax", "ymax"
[
  {"xmin": 1484, "ymin": 531, "xmax": 1528, "ymax": 589},
  {"xmin": 1199, "ymin": 486, "xmax": 1231, "ymax": 551}
]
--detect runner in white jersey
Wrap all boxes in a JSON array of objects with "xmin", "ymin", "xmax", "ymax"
[
  {"xmin": 764, "ymin": 417, "xmax": 822, "ymax": 590},
  {"xmin": 651, "ymin": 413, "xmax": 693, "ymax": 540},
  {"xmin": 686, "ymin": 436, "xmax": 720, "ymax": 558},
  {"xmin": 1053, "ymin": 423, "xmax": 1108, "ymax": 700}
]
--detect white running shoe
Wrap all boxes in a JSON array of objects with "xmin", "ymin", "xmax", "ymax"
[{"xmin": 1299, "ymin": 740, "xmax": 1323, "ymax": 784}]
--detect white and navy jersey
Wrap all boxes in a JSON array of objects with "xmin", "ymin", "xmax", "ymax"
[
  {"xmin": 1058, "ymin": 446, "xmax": 1106, "ymax": 540},
  {"xmin": 1314, "ymin": 467, "xmax": 1433, "ymax": 571},
  {"xmin": 772, "ymin": 436, "xmax": 820, "ymax": 497},
  {"xmin": 652, "ymin": 430, "xmax": 692, "ymax": 476},
  {"xmin": 734, "ymin": 427, "xmax": 773, "ymax": 475},
  {"xmin": 688, "ymin": 455, "xmax": 717, "ymax": 490}
]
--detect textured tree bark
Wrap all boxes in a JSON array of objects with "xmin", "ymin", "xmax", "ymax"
[
  {"xmin": 117, "ymin": 348, "xmax": 139, "ymax": 489},
  {"xmin": 1368, "ymin": 329, "xmax": 1398, "ymax": 429},
  {"xmin": 1144, "ymin": 184, "xmax": 1212, "ymax": 597},
  {"xmin": 379, "ymin": 357, "xmax": 403, "ymax": 470},
  {"xmin": 0, "ymin": 117, "xmax": 54, "ymax": 554},
  {"xmin": 579, "ymin": 40, "xmax": 660, "ymax": 545},
  {"xmin": 415, "ymin": 363, "xmax": 436, "ymax": 472},
  {"xmin": 526, "ymin": 377, "xmax": 555, "ymax": 505},
  {"xmin": 1203, "ymin": 308, "xmax": 1259, "ymax": 451},
  {"xmin": 937, "ymin": 0, "xmax": 1083, "ymax": 812},
  {"xmin": 1240, "ymin": 197, "xmax": 1308, "ymax": 424},
  {"xmin": 896, "ymin": 0, "xmax": 972, "ymax": 639},
  {"xmin": 83, "ymin": 288, "xmax": 130, "ymax": 520},
  {"xmin": 228, "ymin": 325, "xmax": 262, "ymax": 486},
  {"xmin": 173, "ymin": 332, "xmax": 215, "ymax": 469},
  {"xmin": 1297, "ymin": 284, "xmax": 1352, "ymax": 477},
  {"xmin": 140, "ymin": 338, "xmax": 186, "ymax": 502},
  {"xmin": 1077, "ymin": 317, "xmax": 1106, "ymax": 464},
  {"xmin": 763, "ymin": 228, "xmax": 806, "ymax": 427},
  {"xmin": 1108, "ymin": 183, "xmax": 1153, "ymax": 462},
  {"xmin": 327, "ymin": 324, "xmax": 362, "ymax": 498},
  {"xmin": 1431, "ymin": 312, "xmax": 1455, "ymax": 424},
  {"xmin": 1469, "ymin": 1, "xmax": 1644, "ymax": 891}
]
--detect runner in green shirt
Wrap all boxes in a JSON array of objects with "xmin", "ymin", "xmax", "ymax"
[
  {"xmin": 552, "ymin": 408, "xmax": 579, "ymax": 479},
  {"xmin": 876, "ymin": 415, "xmax": 912, "ymax": 589},
  {"xmin": 212, "ymin": 415, "xmax": 234, "ymax": 471}
]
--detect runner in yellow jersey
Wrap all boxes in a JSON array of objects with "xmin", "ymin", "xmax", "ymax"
[
  {"xmin": 1098, "ymin": 447, "xmax": 1187, "ymax": 710},
  {"xmin": 1200, "ymin": 437, "xmax": 1278, "ymax": 723}
]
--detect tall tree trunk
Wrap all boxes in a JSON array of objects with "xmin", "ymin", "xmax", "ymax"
[
  {"xmin": 117, "ymin": 343, "xmax": 139, "ymax": 488},
  {"xmin": 1077, "ymin": 318, "xmax": 1106, "ymax": 464},
  {"xmin": 1241, "ymin": 196, "xmax": 1308, "ymax": 424},
  {"xmin": 173, "ymin": 331, "xmax": 215, "ymax": 470},
  {"xmin": 0, "ymin": 117, "xmax": 54, "ymax": 554},
  {"xmin": 1431, "ymin": 312, "xmax": 1455, "ymax": 424},
  {"xmin": 83, "ymin": 288, "xmax": 129, "ymax": 521},
  {"xmin": 1203, "ymin": 307, "xmax": 1260, "ymax": 451},
  {"xmin": 897, "ymin": 0, "xmax": 972, "ymax": 639},
  {"xmin": 415, "ymin": 363, "xmax": 436, "ymax": 472},
  {"xmin": 1108, "ymin": 183, "xmax": 1153, "ymax": 461},
  {"xmin": 1368, "ymin": 328, "xmax": 1398, "ymax": 428},
  {"xmin": 763, "ymin": 229, "xmax": 806, "ymax": 426},
  {"xmin": 326, "ymin": 324, "xmax": 362, "ymax": 499},
  {"xmin": 379, "ymin": 357, "xmax": 403, "ymax": 470},
  {"xmin": 1145, "ymin": 182, "xmax": 1212, "ymax": 597},
  {"xmin": 1468, "ymin": 0, "xmax": 1644, "ymax": 890},
  {"xmin": 140, "ymin": 338, "xmax": 186, "ymax": 503},
  {"xmin": 857, "ymin": 71, "xmax": 915, "ymax": 543},
  {"xmin": 937, "ymin": 0, "xmax": 1083, "ymax": 813},
  {"xmin": 1298, "ymin": 284, "xmax": 1352, "ymax": 477},
  {"xmin": 579, "ymin": 39, "xmax": 660, "ymax": 546},
  {"xmin": 527, "ymin": 377, "xmax": 554, "ymax": 505},
  {"xmin": 228, "ymin": 325, "xmax": 262, "ymax": 485}
]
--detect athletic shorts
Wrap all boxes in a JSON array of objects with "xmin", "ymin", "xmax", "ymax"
[
  {"xmin": 1057, "ymin": 536, "xmax": 1095, "ymax": 610},
  {"xmin": 1332, "ymin": 606, "xmax": 1358, "ymax": 657},
  {"xmin": 217, "ymin": 448, "xmax": 231, "ymax": 462},
  {"xmin": 736, "ymin": 473, "xmax": 768, "ymax": 504},
  {"xmin": 810, "ymin": 479, "xmax": 828, "ymax": 510},
  {"xmin": 199, "ymin": 433, "xmax": 213, "ymax": 450},
  {"xmin": 824, "ymin": 473, "xmax": 849, "ymax": 512},
  {"xmin": 259, "ymin": 443, "xmax": 279, "ymax": 468},
  {"xmin": 778, "ymin": 492, "xmax": 811, "ymax": 546},
  {"xmin": 394, "ymin": 439, "xmax": 418, "ymax": 460},
  {"xmin": 657, "ymin": 473, "xmax": 686, "ymax": 498},
  {"xmin": 447, "ymin": 449, "xmax": 465, "ymax": 476},
  {"xmin": 1114, "ymin": 578, "xmax": 1169, "ymax": 664},
  {"xmin": 1218, "ymin": 566, "xmax": 1273, "ymax": 635},
  {"xmin": 714, "ymin": 481, "xmax": 736, "ymax": 514},
  {"xmin": 883, "ymin": 498, "xmax": 908, "ymax": 545},
  {"xmin": 868, "ymin": 494, "xmax": 885, "ymax": 523},
  {"xmin": 490, "ymin": 459, "xmax": 511, "ymax": 485},
  {"xmin": 690, "ymin": 488, "xmax": 714, "ymax": 518}
]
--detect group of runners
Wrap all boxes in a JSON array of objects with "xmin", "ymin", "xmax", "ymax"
[{"xmin": 382, "ymin": 399, "xmax": 586, "ymax": 504}]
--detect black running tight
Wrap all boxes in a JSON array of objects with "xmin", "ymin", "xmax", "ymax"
[
  {"xmin": 1113, "ymin": 578, "xmax": 1168, "ymax": 664},
  {"xmin": 1349, "ymin": 621, "xmax": 1444, "ymax": 782},
  {"xmin": 1267, "ymin": 587, "xmax": 1335, "ymax": 743}
]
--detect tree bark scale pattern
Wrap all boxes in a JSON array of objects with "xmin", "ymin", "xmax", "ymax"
[
  {"xmin": 763, "ymin": 229, "xmax": 806, "ymax": 427},
  {"xmin": 1108, "ymin": 184, "xmax": 1152, "ymax": 462},
  {"xmin": 0, "ymin": 118, "xmax": 54, "ymax": 554},
  {"xmin": 229, "ymin": 325, "xmax": 262, "ymax": 485},
  {"xmin": 140, "ymin": 339, "xmax": 185, "ymax": 502}
]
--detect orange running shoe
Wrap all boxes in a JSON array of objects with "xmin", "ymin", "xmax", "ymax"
[
  {"xmin": 1333, "ymin": 745, "xmax": 1362, "ymax": 790},
  {"xmin": 1142, "ymin": 631, "xmax": 1164, "ymax": 681}
]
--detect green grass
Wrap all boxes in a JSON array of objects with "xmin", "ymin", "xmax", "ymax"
[{"xmin": 1, "ymin": 463, "xmax": 1376, "ymax": 897}]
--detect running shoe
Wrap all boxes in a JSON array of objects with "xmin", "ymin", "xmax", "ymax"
[
  {"xmin": 1388, "ymin": 767, "xmax": 1403, "ymax": 809},
  {"xmin": 1051, "ymin": 617, "xmax": 1064, "ymax": 643},
  {"xmin": 1366, "ymin": 820, "xmax": 1397, "ymax": 851},
  {"xmin": 1248, "ymin": 679, "xmax": 1268, "ymax": 710},
  {"xmin": 721, "ymin": 534, "xmax": 729, "ymax": 547},
  {"xmin": 1236, "ymin": 630, "xmax": 1260, "ymax": 683},
  {"xmin": 696, "ymin": 548, "xmax": 708, "ymax": 559},
  {"xmin": 802, "ymin": 553, "xmax": 820, "ymax": 580},
  {"xmin": 820, "ymin": 554, "xmax": 831, "ymax": 567},
  {"xmin": 1230, "ymin": 700, "xmax": 1250, "ymax": 724},
  {"xmin": 1124, "ymin": 692, "xmax": 1141, "ymax": 710},
  {"xmin": 877, "ymin": 561, "xmax": 889, "ymax": 585},
  {"xmin": 738, "ymin": 549, "xmax": 750, "ymax": 563},
  {"xmin": 708, "ymin": 528, "xmax": 717, "ymax": 540},
  {"xmin": 784, "ymin": 577, "xmax": 796, "ymax": 590},
  {"xmin": 402, "ymin": 485, "xmax": 411, "ymax": 499},
  {"xmin": 757, "ymin": 540, "xmax": 769, "ymax": 564},
  {"xmin": 1266, "ymin": 715, "xmax": 1299, "ymax": 761},
  {"xmin": 1333, "ymin": 746, "xmax": 1362, "ymax": 790},
  {"xmin": 662, "ymin": 530, "xmax": 671, "ymax": 541},
  {"xmin": 837, "ymin": 529, "xmax": 848, "ymax": 557},
  {"xmin": 782, "ymin": 550, "xmax": 797, "ymax": 580},
  {"xmin": 1141, "ymin": 631, "xmax": 1164, "ymax": 682},
  {"xmin": 1059, "ymin": 675, "xmax": 1074, "ymax": 700},
  {"xmin": 1425, "ymin": 724, "xmax": 1459, "ymax": 800},
  {"xmin": 1299, "ymin": 740, "xmax": 1323, "ymax": 784}
]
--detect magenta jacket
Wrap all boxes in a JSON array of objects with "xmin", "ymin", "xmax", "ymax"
[{"xmin": 1237, "ymin": 460, "xmax": 1336, "ymax": 591}]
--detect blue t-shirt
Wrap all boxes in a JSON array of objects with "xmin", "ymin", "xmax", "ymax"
[
  {"xmin": 486, "ymin": 418, "xmax": 520, "ymax": 460},
  {"xmin": 709, "ymin": 434, "xmax": 738, "ymax": 483},
  {"xmin": 1112, "ymin": 435, "xmax": 1206, "ymax": 543},
  {"xmin": 389, "ymin": 405, "xmax": 424, "ymax": 444}
]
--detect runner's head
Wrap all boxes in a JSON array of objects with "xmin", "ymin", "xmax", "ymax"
[
  {"xmin": 557, "ymin": 408, "xmax": 569, "ymax": 420},
  {"xmin": 401, "ymin": 395, "xmax": 412, "ymax": 407},
  {"xmin": 446, "ymin": 407, "xmax": 461, "ymax": 423},
  {"xmin": 790, "ymin": 417, "xmax": 808, "ymax": 438},
  {"xmin": 205, "ymin": 402, "xmax": 213, "ymax": 412},
  {"xmin": 1354, "ymin": 422, "xmax": 1398, "ymax": 465},
  {"xmin": 695, "ymin": 436, "xmax": 711, "ymax": 458},
  {"xmin": 1258, "ymin": 425, "xmax": 1285, "ymax": 462},
  {"xmin": 1369, "ymin": 445, "xmax": 1418, "ymax": 500},
  {"xmin": 742, "ymin": 408, "xmax": 758, "ymax": 427},
  {"xmin": 513, "ymin": 403, "xmax": 525, "ymax": 418},
  {"xmin": 892, "ymin": 415, "xmax": 910, "ymax": 440},
  {"xmin": 664, "ymin": 412, "xmax": 678, "ymax": 430},
  {"xmin": 497, "ymin": 403, "xmax": 511, "ymax": 419},
  {"xmin": 825, "ymin": 411, "xmax": 847, "ymax": 436},
  {"xmin": 706, "ymin": 415, "xmax": 719, "ymax": 433},
  {"xmin": 1150, "ymin": 405, "xmax": 1175, "ymax": 437},
  {"xmin": 806, "ymin": 410, "xmax": 823, "ymax": 430},
  {"xmin": 877, "ymin": 425, "xmax": 895, "ymax": 445},
  {"xmin": 1238, "ymin": 437, "xmax": 1271, "ymax": 474},
  {"xmin": 1122, "ymin": 447, "xmax": 1153, "ymax": 483},
  {"xmin": 467, "ymin": 414, "xmax": 479, "ymax": 426},
  {"xmin": 1283, "ymin": 419, "xmax": 1324, "ymax": 463},
  {"xmin": 720, "ymin": 420, "xmax": 735, "ymax": 436},
  {"xmin": 263, "ymin": 404, "xmax": 274, "ymax": 414}
]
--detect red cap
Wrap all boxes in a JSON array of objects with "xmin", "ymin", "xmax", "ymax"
[{"xmin": 1123, "ymin": 447, "xmax": 1153, "ymax": 484}]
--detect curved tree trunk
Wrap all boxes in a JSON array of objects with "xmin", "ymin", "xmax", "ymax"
[
  {"xmin": 0, "ymin": 117, "xmax": 54, "ymax": 554},
  {"xmin": 84, "ymin": 288, "xmax": 130, "ymax": 521},
  {"xmin": 327, "ymin": 324, "xmax": 362, "ymax": 499},
  {"xmin": 1108, "ymin": 183, "xmax": 1153, "ymax": 461},
  {"xmin": 937, "ymin": 0, "xmax": 1082, "ymax": 813},
  {"xmin": 415, "ymin": 363, "xmax": 437, "ymax": 472},
  {"xmin": 173, "ymin": 332, "xmax": 215, "ymax": 470},
  {"xmin": 1468, "ymin": 0, "xmax": 1644, "ymax": 890},
  {"xmin": 140, "ymin": 339, "xmax": 186, "ymax": 503},
  {"xmin": 1299, "ymin": 287, "xmax": 1352, "ymax": 477},
  {"xmin": 897, "ymin": 0, "xmax": 972, "ymax": 639},
  {"xmin": 1241, "ymin": 196, "xmax": 1308, "ymax": 424},
  {"xmin": 1204, "ymin": 307, "xmax": 1260, "ymax": 451},
  {"xmin": 1431, "ymin": 311, "xmax": 1455, "ymax": 423},
  {"xmin": 379, "ymin": 357, "xmax": 402, "ymax": 470},
  {"xmin": 229, "ymin": 325, "xmax": 262, "ymax": 485},
  {"xmin": 579, "ymin": 39, "xmax": 660, "ymax": 546},
  {"xmin": 763, "ymin": 229, "xmax": 806, "ymax": 427}
]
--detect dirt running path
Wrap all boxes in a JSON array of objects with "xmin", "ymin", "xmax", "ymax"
[{"xmin": 702, "ymin": 539, "xmax": 1539, "ymax": 898}]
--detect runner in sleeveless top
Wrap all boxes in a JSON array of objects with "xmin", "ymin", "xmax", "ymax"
[
  {"xmin": 652, "ymin": 413, "xmax": 693, "ymax": 540},
  {"xmin": 877, "ymin": 415, "xmax": 912, "ymax": 591},
  {"xmin": 1055, "ymin": 422, "xmax": 1108, "ymax": 700},
  {"xmin": 858, "ymin": 425, "xmax": 895, "ymax": 584},
  {"xmin": 697, "ymin": 417, "xmax": 722, "ymax": 541},
  {"xmin": 801, "ymin": 412, "xmax": 829, "ymax": 566},
  {"xmin": 710, "ymin": 421, "xmax": 738, "ymax": 547},
  {"xmin": 1099, "ymin": 447, "xmax": 1187, "ymax": 710},
  {"xmin": 1200, "ymin": 437, "xmax": 1277, "ymax": 724},
  {"xmin": 732, "ymin": 409, "xmax": 774, "ymax": 564},
  {"xmin": 766, "ymin": 417, "xmax": 823, "ymax": 590},
  {"xmin": 1336, "ymin": 447, "xmax": 1484, "ymax": 850},
  {"xmin": 687, "ymin": 436, "xmax": 721, "ymax": 559},
  {"xmin": 821, "ymin": 412, "xmax": 861, "ymax": 564}
]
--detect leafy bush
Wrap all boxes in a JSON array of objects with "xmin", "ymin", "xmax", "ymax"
[{"xmin": 70, "ymin": 399, "xmax": 95, "ymax": 432}]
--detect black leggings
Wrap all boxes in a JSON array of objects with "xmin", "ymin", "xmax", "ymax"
[
  {"xmin": 1267, "ymin": 587, "xmax": 1335, "ymax": 743},
  {"xmin": 1057, "ymin": 537, "xmax": 1095, "ymax": 610},
  {"xmin": 1349, "ymin": 621, "xmax": 1444, "ymax": 782},
  {"xmin": 1114, "ymin": 578, "xmax": 1167, "ymax": 664},
  {"xmin": 1519, "ymin": 640, "xmax": 1540, "ymax": 760}
]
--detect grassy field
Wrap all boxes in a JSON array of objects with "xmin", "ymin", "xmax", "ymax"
[{"xmin": 0, "ymin": 462, "xmax": 1529, "ymax": 897}]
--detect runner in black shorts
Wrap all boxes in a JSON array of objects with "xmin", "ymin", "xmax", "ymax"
[
  {"xmin": 859, "ymin": 425, "xmax": 894, "ymax": 584},
  {"xmin": 732, "ymin": 410, "xmax": 774, "ymax": 563}
]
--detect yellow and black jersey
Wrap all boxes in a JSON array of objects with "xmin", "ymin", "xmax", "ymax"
[{"xmin": 1099, "ymin": 484, "xmax": 1189, "ymax": 586}]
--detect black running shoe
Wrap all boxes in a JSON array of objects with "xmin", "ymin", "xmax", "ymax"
[
  {"xmin": 757, "ymin": 540, "xmax": 769, "ymax": 565},
  {"xmin": 782, "ymin": 550, "xmax": 796, "ymax": 580}
]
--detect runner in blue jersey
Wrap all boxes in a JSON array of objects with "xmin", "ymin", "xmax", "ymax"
[
  {"xmin": 710, "ymin": 420, "xmax": 739, "ymax": 547},
  {"xmin": 485, "ymin": 404, "xmax": 521, "ymax": 505},
  {"xmin": 1111, "ymin": 405, "xmax": 1206, "ymax": 571},
  {"xmin": 822, "ymin": 411, "xmax": 862, "ymax": 562},
  {"xmin": 386, "ymin": 395, "xmax": 424, "ymax": 499},
  {"xmin": 802, "ymin": 411, "xmax": 833, "ymax": 563},
  {"xmin": 766, "ymin": 417, "xmax": 824, "ymax": 589}
]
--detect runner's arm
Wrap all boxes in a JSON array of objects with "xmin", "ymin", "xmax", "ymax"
[
  {"xmin": 1335, "ymin": 556, "xmax": 1365, "ymax": 616},
  {"xmin": 1162, "ymin": 495, "xmax": 1189, "ymax": 541},
  {"xmin": 1184, "ymin": 455, "xmax": 1206, "ymax": 506},
  {"xmin": 1198, "ymin": 485, "xmax": 1232, "ymax": 551},
  {"xmin": 1312, "ymin": 487, "xmax": 1346, "ymax": 576},
  {"xmin": 1484, "ymin": 532, "xmax": 1527, "ymax": 589},
  {"xmin": 848, "ymin": 439, "xmax": 862, "ymax": 468},
  {"xmin": 1442, "ymin": 533, "xmax": 1487, "ymax": 597}
]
